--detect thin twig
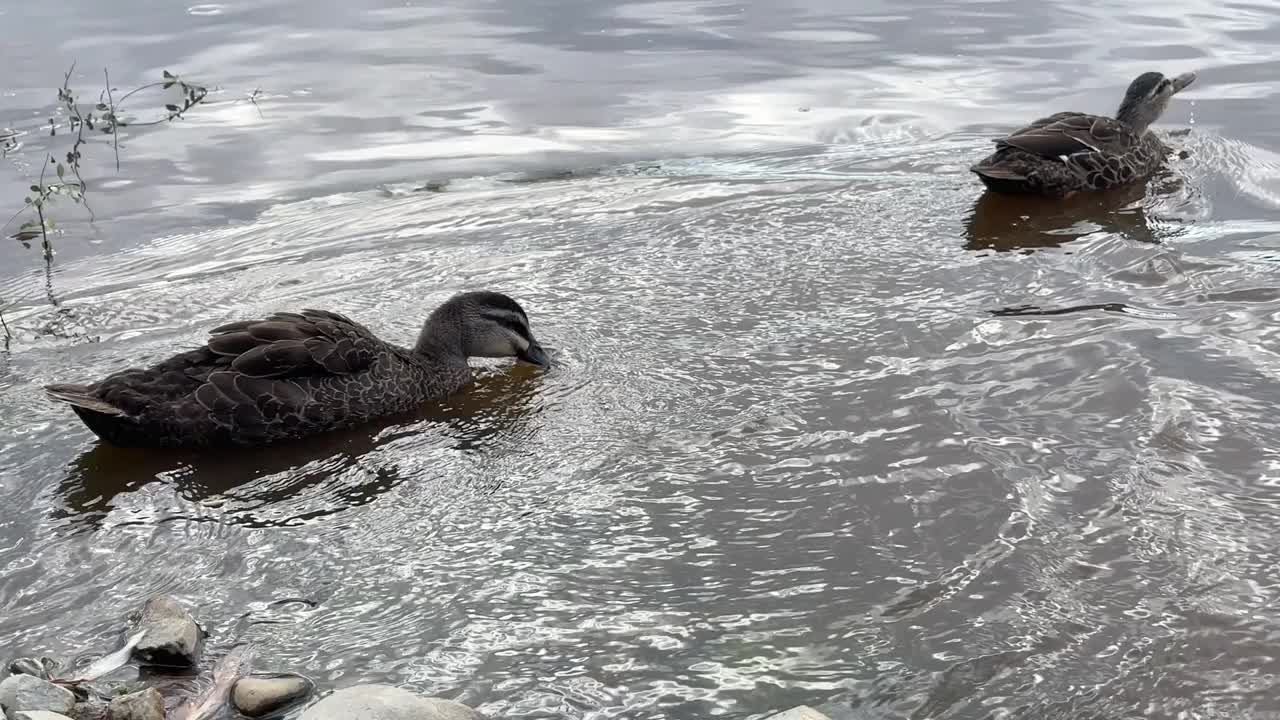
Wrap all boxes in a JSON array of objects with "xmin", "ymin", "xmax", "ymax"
[
  {"xmin": 59, "ymin": 64, "xmax": 94, "ymax": 219},
  {"xmin": 0, "ymin": 308, "xmax": 11, "ymax": 352},
  {"xmin": 35, "ymin": 156, "xmax": 53, "ymax": 264},
  {"xmin": 114, "ymin": 80, "xmax": 167, "ymax": 106},
  {"xmin": 104, "ymin": 68, "xmax": 119, "ymax": 172},
  {"xmin": 248, "ymin": 88, "xmax": 264, "ymax": 119}
]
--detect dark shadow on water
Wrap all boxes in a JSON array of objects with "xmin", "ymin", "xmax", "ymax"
[
  {"xmin": 963, "ymin": 180, "xmax": 1158, "ymax": 253},
  {"xmin": 52, "ymin": 366, "xmax": 546, "ymax": 530}
]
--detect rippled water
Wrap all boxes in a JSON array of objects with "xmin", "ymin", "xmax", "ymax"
[{"xmin": 4, "ymin": 0, "xmax": 1280, "ymax": 718}]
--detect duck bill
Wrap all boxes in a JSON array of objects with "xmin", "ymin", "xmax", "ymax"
[
  {"xmin": 517, "ymin": 340, "xmax": 550, "ymax": 367},
  {"xmin": 1171, "ymin": 71, "xmax": 1197, "ymax": 93}
]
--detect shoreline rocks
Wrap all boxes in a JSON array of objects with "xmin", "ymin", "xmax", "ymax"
[
  {"xmin": 107, "ymin": 688, "xmax": 164, "ymax": 720},
  {"xmin": 4, "ymin": 596, "xmax": 487, "ymax": 720},
  {"xmin": 0, "ymin": 674, "xmax": 76, "ymax": 718},
  {"xmin": 232, "ymin": 674, "xmax": 315, "ymax": 718},
  {"xmin": 299, "ymin": 685, "xmax": 484, "ymax": 720},
  {"xmin": 128, "ymin": 596, "xmax": 202, "ymax": 668}
]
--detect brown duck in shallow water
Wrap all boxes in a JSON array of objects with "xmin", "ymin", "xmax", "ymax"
[
  {"xmin": 45, "ymin": 291, "xmax": 549, "ymax": 449},
  {"xmin": 970, "ymin": 71, "xmax": 1196, "ymax": 197}
]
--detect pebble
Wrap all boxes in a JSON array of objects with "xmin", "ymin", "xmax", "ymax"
[
  {"xmin": 232, "ymin": 674, "xmax": 314, "ymax": 718},
  {"xmin": 0, "ymin": 674, "xmax": 76, "ymax": 718},
  {"xmin": 107, "ymin": 688, "xmax": 165, "ymax": 720},
  {"xmin": 128, "ymin": 595, "xmax": 202, "ymax": 667},
  {"xmin": 6, "ymin": 658, "xmax": 57, "ymax": 681},
  {"xmin": 299, "ymin": 684, "xmax": 484, "ymax": 720}
]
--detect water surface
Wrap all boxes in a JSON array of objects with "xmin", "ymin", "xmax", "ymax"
[{"xmin": 3, "ymin": 0, "xmax": 1280, "ymax": 718}]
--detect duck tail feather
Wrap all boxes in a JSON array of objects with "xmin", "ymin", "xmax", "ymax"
[{"xmin": 44, "ymin": 384, "xmax": 126, "ymax": 416}]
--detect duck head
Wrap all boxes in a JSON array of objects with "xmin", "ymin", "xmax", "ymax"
[
  {"xmin": 417, "ymin": 291, "xmax": 549, "ymax": 366},
  {"xmin": 1115, "ymin": 70, "xmax": 1197, "ymax": 132}
]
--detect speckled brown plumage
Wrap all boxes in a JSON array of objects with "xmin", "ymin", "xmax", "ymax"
[
  {"xmin": 971, "ymin": 71, "xmax": 1196, "ymax": 197},
  {"xmin": 45, "ymin": 291, "xmax": 547, "ymax": 449}
]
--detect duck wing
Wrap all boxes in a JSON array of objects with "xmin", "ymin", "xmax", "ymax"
[
  {"xmin": 996, "ymin": 113, "xmax": 1137, "ymax": 159},
  {"xmin": 192, "ymin": 309, "xmax": 393, "ymax": 439},
  {"xmin": 206, "ymin": 308, "xmax": 382, "ymax": 379}
]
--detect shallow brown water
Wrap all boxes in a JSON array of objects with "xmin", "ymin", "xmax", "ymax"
[{"xmin": 3, "ymin": 0, "xmax": 1280, "ymax": 718}]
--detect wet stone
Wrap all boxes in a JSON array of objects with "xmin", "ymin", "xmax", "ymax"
[
  {"xmin": 0, "ymin": 674, "xmax": 76, "ymax": 718},
  {"xmin": 15, "ymin": 712, "xmax": 77, "ymax": 720},
  {"xmin": 106, "ymin": 688, "xmax": 164, "ymax": 720},
  {"xmin": 128, "ymin": 596, "xmax": 201, "ymax": 667},
  {"xmin": 6, "ymin": 659, "xmax": 57, "ymax": 682},
  {"xmin": 232, "ymin": 674, "xmax": 315, "ymax": 718},
  {"xmin": 69, "ymin": 699, "xmax": 110, "ymax": 720},
  {"xmin": 299, "ymin": 685, "xmax": 484, "ymax": 720}
]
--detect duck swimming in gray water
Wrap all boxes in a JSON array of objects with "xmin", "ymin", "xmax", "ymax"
[
  {"xmin": 45, "ymin": 291, "xmax": 549, "ymax": 449},
  {"xmin": 970, "ymin": 70, "xmax": 1196, "ymax": 197}
]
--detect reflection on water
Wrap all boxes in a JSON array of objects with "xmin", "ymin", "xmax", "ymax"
[
  {"xmin": 2, "ymin": 0, "xmax": 1280, "ymax": 718},
  {"xmin": 964, "ymin": 179, "xmax": 1160, "ymax": 252}
]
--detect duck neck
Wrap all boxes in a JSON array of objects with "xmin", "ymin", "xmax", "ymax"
[
  {"xmin": 1115, "ymin": 99, "xmax": 1158, "ymax": 133},
  {"xmin": 414, "ymin": 312, "xmax": 468, "ymax": 366}
]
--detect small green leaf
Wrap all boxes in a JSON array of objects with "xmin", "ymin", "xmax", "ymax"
[
  {"xmin": 57, "ymin": 163, "xmax": 65, "ymax": 179},
  {"xmin": 23, "ymin": 197, "xmax": 31, "ymax": 204},
  {"xmin": 163, "ymin": 81, "xmax": 176, "ymax": 90},
  {"xmin": 165, "ymin": 104, "xmax": 180, "ymax": 112},
  {"xmin": 29, "ymin": 185, "xmax": 40, "ymax": 192},
  {"xmin": 96, "ymin": 103, "xmax": 107, "ymax": 111},
  {"xmin": 163, "ymin": 70, "xmax": 175, "ymax": 79}
]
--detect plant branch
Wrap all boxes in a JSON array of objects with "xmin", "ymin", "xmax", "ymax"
[{"xmin": 104, "ymin": 68, "xmax": 120, "ymax": 172}]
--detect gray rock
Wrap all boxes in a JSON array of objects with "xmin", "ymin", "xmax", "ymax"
[
  {"xmin": 15, "ymin": 712, "xmax": 77, "ymax": 720},
  {"xmin": 300, "ymin": 685, "xmax": 484, "ymax": 720},
  {"xmin": 766, "ymin": 707, "xmax": 834, "ymax": 720},
  {"xmin": 106, "ymin": 688, "xmax": 163, "ymax": 720},
  {"xmin": 232, "ymin": 674, "xmax": 314, "ymax": 718},
  {"xmin": 128, "ymin": 595, "xmax": 201, "ymax": 667},
  {"xmin": 0, "ymin": 675, "xmax": 76, "ymax": 718},
  {"xmin": 6, "ymin": 658, "xmax": 57, "ymax": 681},
  {"xmin": 70, "ymin": 700, "xmax": 110, "ymax": 720}
]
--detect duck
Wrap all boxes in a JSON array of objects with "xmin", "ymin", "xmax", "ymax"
[
  {"xmin": 44, "ymin": 290, "xmax": 549, "ymax": 449},
  {"xmin": 970, "ymin": 71, "xmax": 1196, "ymax": 197}
]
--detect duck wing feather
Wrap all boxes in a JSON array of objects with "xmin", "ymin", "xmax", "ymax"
[
  {"xmin": 996, "ymin": 112, "xmax": 1138, "ymax": 159},
  {"xmin": 206, "ymin": 309, "xmax": 382, "ymax": 379}
]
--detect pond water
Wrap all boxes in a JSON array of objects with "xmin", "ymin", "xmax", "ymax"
[{"xmin": 3, "ymin": 0, "xmax": 1280, "ymax": 718}]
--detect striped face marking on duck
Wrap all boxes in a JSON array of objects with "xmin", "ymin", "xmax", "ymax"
[
  {"xmin": 1116, "ymin": 71, "xmax": 1197, "ymax": 131},
  {"xmin": 467, "ymin": 294, "xmax": 550, "ymax": 366}
]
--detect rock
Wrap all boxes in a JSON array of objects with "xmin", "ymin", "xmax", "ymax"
[
  {"xmin": 128, "ymin": 596, "xmax": 201, "ymax": 667},
  {"xmin": 15, "ymin": 712, "xmax": 77, "ymax": 720},
  {"xmin": 299, "ymin": 685, "xmax": 484, "ymax": 720},
  {"xmin": 70, "ymin": 699, "xmax": 110, "ymax": 720},
  {"xmin": 6, "ymin": 658, "xmax": 57, "ymax": 681},
  {"xmin": 0, "ymin": 675, "xmax": 76, "ymax": 718},
  {"xmin": 232, "ymin": 674, "xmax": 315, "ymax": 718},
  {"xmin": 766, "ymin": 707, "xmax": 834, "ymax": 720},
  {"xmin": 106, "ymin": 688, "xmax": 164, "ymax": 720}
]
